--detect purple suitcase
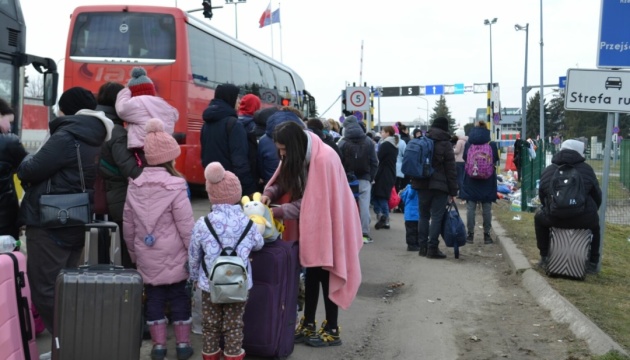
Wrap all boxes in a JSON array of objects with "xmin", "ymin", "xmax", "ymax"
[{"xmin": 243, "ymin": 240, "xmax": 300, "ymax": 359}]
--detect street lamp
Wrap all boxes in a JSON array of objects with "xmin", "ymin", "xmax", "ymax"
[
  {"xmin": 225, "ymin": 0, "xmax": 246, "ymax": 39},
  {"xmin": 417, "ymin": 96, "xmax": 429, "ymax": 125},
  {"xmin": 515, "ymin": 23, "xmax": 529, "ymax": 140},
  {"xmin": 484, "ymin": 17, "xmax": 497, "ymax": 129}
]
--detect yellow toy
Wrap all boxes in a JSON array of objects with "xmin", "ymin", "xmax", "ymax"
[{"xmin": 241, "ymin": 193, "xmax": 283, "ymax": 242}]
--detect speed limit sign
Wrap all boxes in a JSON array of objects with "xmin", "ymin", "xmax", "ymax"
[{"xmin": 346, "ymin": 87, "xmax": 370, "ymax": 111}]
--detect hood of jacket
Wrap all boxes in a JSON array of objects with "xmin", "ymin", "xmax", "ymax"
[
  {"xmin": 50, "ymin": 110, "xmax": 114, "ymax": 144},
  {"xmin": 253, "ymin": 107, "xmax": 279, "ymax": 127},
  {"xmin": 342, "ymin": 120, "xmax": 365, "ymax": 141},
  {"xmin": 95, "ymin": 104, "xmax": 122, "ymax": 125},
  {"xmin": 237, "ymin": 94, "xmax": 261, "ymax": 116},
  {"xmin": 426, "ymin": 127, "xmax": 451, "ymax": 141},
  {"xmin": 265, "ymin": 110, "xmax": 304, "ymax": 137},
  {"xmin": 202, "ymin": 98, "xmax": 238, "ymax": 124},
  {"xmin": 467, "ymin": 126, "xmax": 491, "ymax": 145},
  {"xmin": 551, "ymin": 149, "xmax": 586, "ymax": 166}
]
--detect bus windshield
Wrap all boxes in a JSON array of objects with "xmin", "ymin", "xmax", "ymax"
[{"xmin": 69, "ymin": 12, "xmax": 176, "ymax": 60}]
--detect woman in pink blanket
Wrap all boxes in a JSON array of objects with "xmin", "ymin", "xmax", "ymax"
[
  {"xmin": 115, "ymin": 67, "xmax": 178, "ymax": 166},
  {"xmin": 261, "ymin": 121, "xmax": 363, "ymax": 348}
]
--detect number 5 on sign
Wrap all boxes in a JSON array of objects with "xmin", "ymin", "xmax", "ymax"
[{"xmin": 345, "ymin": 87, "xmax": 370, "ymax": 111}]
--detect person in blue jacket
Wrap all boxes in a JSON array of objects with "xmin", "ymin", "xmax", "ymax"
[{"xmin": 399, "ymin": 184, "xmax": 420, "ymax": 251}]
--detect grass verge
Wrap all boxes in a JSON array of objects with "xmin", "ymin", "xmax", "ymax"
[{"xmin": 493, "ymin": 200, "xmax": 630, "ymax": 355}]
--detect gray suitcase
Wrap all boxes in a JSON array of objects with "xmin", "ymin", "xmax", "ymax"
[
  {"xmin": 546, "ymin": 227, "xmax": 592, "ymax": 280},
  {"xmin": 52, "ymin": 222, "xmax": 143, "ymax": 360}
]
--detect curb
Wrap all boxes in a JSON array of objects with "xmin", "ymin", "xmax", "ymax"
[{"xmin": 492, "ymin": 217, "xmax": 628, "ymax": 356}]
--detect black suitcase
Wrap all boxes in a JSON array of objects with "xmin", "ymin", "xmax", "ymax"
[
  {"xmin": 546, "ymin": 227, "xmax": 592, "ymax": 280},
  {"xmin": 52, "ymin": 222, "xmax": 144, "ymax": 360}
]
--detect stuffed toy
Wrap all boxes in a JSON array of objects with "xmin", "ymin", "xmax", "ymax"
[{"xmin": 241, "ymin": 192, "xmax": 283, "ymax": 242}]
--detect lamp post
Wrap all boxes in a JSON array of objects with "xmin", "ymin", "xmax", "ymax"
[
  {"xmin": 417, "ymin": 96, "xmax": 429, "ymax": 125},
  {"xmin": 484, "ymin": 17, "xmax": 497, "ymax": 134},
  {"xmin": 539, "ymin": 0, "xmax": 545, "ymax": 153},
  {"xmin": 515, "ymin": 23, "xmax": 529, "ymax": 140},
  {"xmin": 225, "ymin": 0, "xmax": 246, "ymax": 39}
]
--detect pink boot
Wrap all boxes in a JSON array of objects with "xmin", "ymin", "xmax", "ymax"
[
  {"xmin": 223, "ymin": 349, "xmax": 246, "ymax": 360},
  {"xmin": 147, "ymin": 318, "xmax": 168, "ymax": 360},
  {"xmin": 173, "ymin": 318, "xmax": 194, "ymax": 360},
  {"xmin": 202, "ymin": 349, "xmax": 221, "ymax": 360}
]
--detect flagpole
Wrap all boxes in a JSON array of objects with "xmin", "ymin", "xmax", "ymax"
[
  {"xmin": 270, "ymin": 1, "xmax": 274, "ymax": 58},
  {"xmin": 278, "ymin": 2, "xmax": 283, "ymax": 62}
]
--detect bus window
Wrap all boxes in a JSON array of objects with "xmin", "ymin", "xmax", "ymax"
[
  {"xmin": 231, "ymin": 47, "xmax": 249, "ymax": 90},
  {"xmin": 0, "ymin": 62, "xmax": 12, "ymax": 100},
  {"xmin": 273, "ymin": 68, "xmax": 295, "ymax": 103},
  {"xmin": 70, "ymin": 12, "xmax": 176, "ymax": 59},
  {"xmin": 189, "ymin": 26, "xmax": 216, "ymax": 87},
  {"xmin": 214, "ymin": 38, "xmax": 231, "ymax": 85}
]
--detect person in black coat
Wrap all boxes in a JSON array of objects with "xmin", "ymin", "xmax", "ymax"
[
  {"xmin": 17, "ymin": 87, "xmax": 113, "ymax": 336},
  {"xmin": 372, "ymin": 125, "xmax": 398, "ymax": 230},
  {"xmin": 306, "ymin": 118, "xmax": 341, "ymax": 160},
  {"xmin": 460, "ymin": 121, "xmax": 499, "ymax": 244},
  {"xmin": 534, "ymin": 139, "xmax": 602, "ymax": 273},
  {"xmin": 201, "ymin": 84, "xmax": 257, "ymax": 196},
  {"xmin": 0, "ymin": 98, "xmax": 28, "ymax": 240},
  {"xmin": 411, "ymin": 117, "xmax": 458, "ymax": 258}
]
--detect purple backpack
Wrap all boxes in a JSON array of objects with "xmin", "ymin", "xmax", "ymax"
[{"xmin": 465, "ymin": 143, "xmax": 494, "ymax": 179}]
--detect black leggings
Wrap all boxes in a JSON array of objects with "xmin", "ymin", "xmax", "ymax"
[{"xmin": 303, "ymin": 267, "xmax": 338, "ymax": 330}]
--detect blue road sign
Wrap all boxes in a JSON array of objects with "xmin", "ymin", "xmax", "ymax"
[
  {"xmin": 425, "ymin": 85, "xmax": 444, "ymax": 95},
  {"xmin": 559, "ymin": 76, "xmax": 567, "ymax": 89},
  {"xmin": 454, "ymin": 83, "xmax": 465, "ymax": 94},
  {"xmin": 354, "ymin": 111, "xmax": 363, "ymax": 121},
  {"xmin": 598, "ymin": 0, "xmax": 630, "ymax": 68}
]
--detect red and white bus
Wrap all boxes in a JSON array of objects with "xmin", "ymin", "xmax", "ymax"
[{"xmin": 63, "ymin": 5, "xmax": 316, "ymax": 185}]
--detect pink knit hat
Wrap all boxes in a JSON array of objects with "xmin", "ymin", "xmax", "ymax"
[
  {"xmin": 204, "ymin": 162, "xmax": 242, "ymax": 205},
  {"xmin": 144, "ymin": 118, "xmax": 181, "ymax": 165}
]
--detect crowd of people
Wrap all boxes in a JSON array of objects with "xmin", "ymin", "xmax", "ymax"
[{"xmin": 0, "ymin": 66, "xmax": 604, "ymax": 360}]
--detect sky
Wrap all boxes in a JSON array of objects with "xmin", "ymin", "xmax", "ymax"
[{"xmin": 21, "ymin": 0, "xmax": 602, "ymax": 128}]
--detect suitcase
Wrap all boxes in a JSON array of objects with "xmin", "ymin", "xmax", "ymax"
[
  {"xmin": 546, "ymin": 227, "xmax": 592, "ymax": 280},
  {"xmin": 0, "ymin": 251, "xmax": 39, "ymax": 360},
  {"xmin": 243, "ymin": 240, "xmax": 300, "ymax": 359},
  {"xmin": 52, "ymin": 222, "xmax": 144, "ymax": 360}
]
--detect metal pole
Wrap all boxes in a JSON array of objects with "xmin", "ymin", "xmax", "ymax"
[
  {"xmin": 234, "ymin": 2, "xmax": 238, "ymax": 39},
  {"xmin": 613, "ymin": 112, "xmax": 619, "ymax": 165},
  {"xmin": 517, "ymin": 24, "xmax": 529, "ymax": 140},
  {"xmin": 539, "ymin": 0, "xmax": 545, "ymax": 158},
  {"xmin": 377, "ymin": 88, "xmax": 382, "ymax": 133},
  {"xmin": 598, "ymin": 113, "xmax": 614, "ymax": 273},
  {"xmin": 489, "ymin": 23, "xmax": 494, "ymax": 130}
]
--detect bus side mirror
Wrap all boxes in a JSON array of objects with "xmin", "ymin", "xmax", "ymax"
[{"xmin": 43, "ymin": 72, "xmax": 58, "ymax": 107}]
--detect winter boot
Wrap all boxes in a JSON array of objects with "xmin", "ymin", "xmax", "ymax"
[
  {"xmin": 484, "ymin": 232, "xmax": 494, "ymax": 244},
  {"xmin": 418, "ymin": 245, "xmax": 428, "ymax": 257},
  {"xmin": 426, "ymin": 247, "xmax": 447, "ymax": 259},
  {"xmin": 173, "ymin": 318, "xmax": 194, "ymax": 359},
  {"xmin": 374, "ymin": 215, "xmax": 386, "ymax": 230},
  {"xmin": 147, "ymin": 318, "xmax": 168, "ymax": 360},
  {"xmin": 223, "ymin": 349, "xmax": 246, "ymax": 360},
  {"xmin": 382, "ymin": 217, "xmax": 390, "ymax": 229},
  {"xmin": 202, "ymin": 349, "xmax": 221, "ymax": 360},
  {"xmin": 537, "ymin": 256, "xmax": 549, "ymax": 270},
  {"xmin": 466, "ymin": 232, "xmax": 474, "ymax": 244}
]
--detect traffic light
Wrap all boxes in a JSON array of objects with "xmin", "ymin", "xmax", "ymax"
[{"xmin": 202, "ymin": 1, "xmax": 213, "ymax": 19}]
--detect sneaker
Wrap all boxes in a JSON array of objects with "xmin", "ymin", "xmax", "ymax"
[
  {"xmin": 294, "ymin": 317, "xmax": 316, "ymax": 343},
  {"xmin": 362, "ymin": 235, "xmax": 373, "ymax": 244},
  {"xmin": 374, "ymin": 215, "xmax": 386, "ymax": 230},
  {"xmin": 305, "ymin": 323, "xmax": 342, "ymax": 347},
  {"xmin": 466, "ymin": 232, "xmax": 474, "ymax": 244},
  {"xmin": 484, "ymin": 233, "xmax": 494, "ymax": 244}
]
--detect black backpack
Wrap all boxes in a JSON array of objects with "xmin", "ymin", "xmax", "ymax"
[
  {"xmin": 226, "ymin": 117, "xmax": 261, "ymax": 191},
  {"xmin": 342, "ymin": 137, "xmax": 371, "ymax": 177},
  {"xmin": 547, "ymin": 164, "xmax": 586, "ymax": 218}
]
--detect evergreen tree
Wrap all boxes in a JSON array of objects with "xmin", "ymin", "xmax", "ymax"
[{"xmin": 430, "ymin": 95, "xmax": 456, "ymax": 133}]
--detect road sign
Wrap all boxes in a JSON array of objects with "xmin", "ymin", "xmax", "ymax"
[
  {"xmin": 598, "ymin": 0, "xmax": 630, "ymax": 68},
  {"xmin": 454, "ymin": 83, "xmax": 465, "ymax": 94},
  {"xmin": 354, "ymin": 111, "xmax": 363, "ymax": 121},
  {"xmin": 345, "ymin": 86, "xmax": 370, "ymax": 111},
  {"xmin": 401, "ymin": 86, "xmax": 420, "ymax": 96},
  {"xmin": 564, "ymin": 68, "xmax": 630, "ymax": 112},
  {"xmin": 425, "ymin": 85, "xmax": 444, "ymax": 95},
  {"xmin": 559, "ymin": 76, "xmax": 567, "ymax": 89},
  {"xmin": 381, "ymin": 87, "xmax": 401, "ymax": 97},
  {"xmin": 613, "ymin": 126, "xmax": 619, "ymax": 133}
]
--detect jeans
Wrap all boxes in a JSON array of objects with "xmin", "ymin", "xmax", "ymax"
[
  {"xmin": 466, "ymin": 201, "xmax": 492, "ymax": 234},
  {"xmin": 145, "ymin": 280, "xmax": 191, "ymax": 322},
  {"xmin": 371, "ymin": 196, "xmax": 389, "ymax": 219},
  {"xmin": 417, "ymin": 190, "xmax": 448, "ymax": 249},
  {"xmin": 456, "ymin": 162, "xmax": 465, "ymax": 196},
  {"xmin": 357, "ymin": 179, "xmax": 372, "ymax": 235}
]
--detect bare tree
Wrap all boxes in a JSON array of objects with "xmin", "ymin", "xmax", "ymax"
[{"xmin": 25, "ymin": 74, "xmax": 44, "ymax": 98}]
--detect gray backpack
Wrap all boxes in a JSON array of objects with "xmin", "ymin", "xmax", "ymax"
[{"xmin": 202, "ymin": 217, "xmax": 253, "ymax": 303}]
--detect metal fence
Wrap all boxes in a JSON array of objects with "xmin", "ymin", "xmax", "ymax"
[{"xmin": 518, "ymin": 139, "xmax": 630, "ymax": 225}]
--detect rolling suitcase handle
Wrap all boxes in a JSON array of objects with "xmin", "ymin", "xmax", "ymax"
[{"xmin": 83, "ymin": 221, "xmax": 122, "ymax": 267}]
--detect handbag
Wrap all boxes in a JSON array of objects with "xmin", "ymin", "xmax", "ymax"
[
  {"xmin": 39, "ymin": 143, "xmax": 91, "ymax": 228},
  {"xmin": 388, "ymin": 186, "xmax": 401, "ymax": 210},
  {"xmin": 441, "ymin": 200, "xmax": 467, "ymax": 259}
]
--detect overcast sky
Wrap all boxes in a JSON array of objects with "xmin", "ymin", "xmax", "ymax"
[{"xmin": 22, "ymin": 0, "xmax": 601, "ymax": 128}]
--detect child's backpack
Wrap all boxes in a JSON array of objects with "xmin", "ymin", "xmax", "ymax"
[
  {"xmin": 465, "ymin": 143, "xmax": 494, "ymax": 179},
  {"xmin": 342, "ymin": 138, "xmax": 371, "ymax": 177},
  {"xmin": 202, "ymin": 217, "xmax": 253, "ymax": 304},
  {"xmin": 402, "ymin": 136, "xmax": 435, "ymax": 179},
  {"xmin": 547, "ymin": 164, "xmax": 586, "ymax": 218}
]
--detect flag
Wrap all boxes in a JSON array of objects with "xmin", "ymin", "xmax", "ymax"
[{"xmin": 259, "ymin": 4, "xmax": 280, "ymax": 28}]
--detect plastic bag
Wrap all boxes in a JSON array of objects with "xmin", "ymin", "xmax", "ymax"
[{"xmin": 191, "ymin": 287, "xmax": 203, "ymax": 334}]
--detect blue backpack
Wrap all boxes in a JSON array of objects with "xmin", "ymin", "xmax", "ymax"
[{"xmin": 402, "ymin": 136, "xmax": 435, "ymax": 179}]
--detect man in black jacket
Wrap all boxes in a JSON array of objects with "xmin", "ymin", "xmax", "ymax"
[
  {"xmin": 411, "ymin": 117, "xmax": 458, "ymax": 258},
  {"xmin": 534, "ymin": 139, "xmax": 602, "ymax": 273}
]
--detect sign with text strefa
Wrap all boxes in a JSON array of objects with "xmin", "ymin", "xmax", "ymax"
[{"xmin": 564, "ymin": 68, "xmax": 630, "ymax": 113}]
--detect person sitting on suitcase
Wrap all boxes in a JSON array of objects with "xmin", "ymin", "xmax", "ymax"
[
  {"xmin": 188, "ymin": 162, "xmax": 264, "ymax": 360},
  {"xmin": 260, "ymin": 121, "xmax": 363, "ymax": 347},
  {"xmin": 534, "ymin": 139, "xmax": 602, "ymax": 274},
  {"xmin": 123, "ymin": 119, "xmax": 195, "ymax": 360}
]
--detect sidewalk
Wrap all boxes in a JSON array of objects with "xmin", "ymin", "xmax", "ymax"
[{"xmin": 491, "ymin": 214, "xmax": 628, "ymax": 356}]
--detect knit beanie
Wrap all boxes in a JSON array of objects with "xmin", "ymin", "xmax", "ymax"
[
  {"xmin": 342, "ymin": 115, "xmax": 358, "ymax": 127},
  {"xmin": 238, "ymin": 94, "xmax": 262, "ymax": 116},
  {"xmin": 204, "ymin": 162, "xmax": 242, "ymax": 205},
  {"xmin": 58, "ymin": 87, "xmax": 97, "ymax": 115},
  {"xmin": 144, "ymin": 118, "xmax": 181, "ymax": 165},
  {"xmin": 560, "ymin": 139, "xmax": 585, "ymax": 157},
  {"xmin": 215, "ymin": 84, "xmax": 240, "ymax": 108},
  {"xmin": 455, "ymin": 129, "xmax": 465, "ymax": 137},
  {"xmin": 127, "ymin": 67, "xmax": 156, "ymax": 97},
  {"xmin": 432, "ymin": 117, "xmax": 449, "ymax": 132}
]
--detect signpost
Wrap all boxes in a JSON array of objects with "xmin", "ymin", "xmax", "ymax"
[
  {"xmin": 597, "ymin": 0, "xmax": 630, "ymax": 69},
  {"xmin": 564, "ymin": 68, "xmax": 630, "ymax": 112}
]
